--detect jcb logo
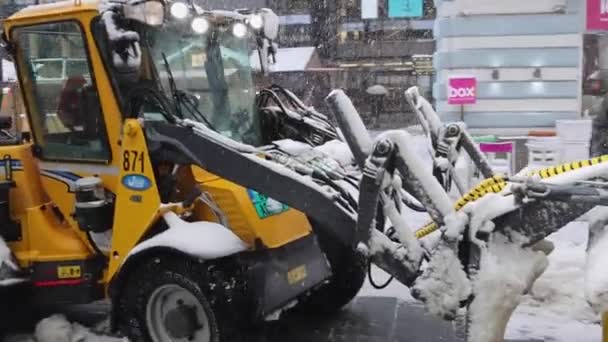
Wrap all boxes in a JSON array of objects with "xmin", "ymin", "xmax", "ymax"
[{"xmin": 449, "ymin": 86, "xmax": 475, "ymax": 98}]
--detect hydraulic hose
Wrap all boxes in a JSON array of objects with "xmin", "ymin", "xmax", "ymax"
[{"xmin": 414, "ymin": 155, "xmax": 608, "ymax": 239}]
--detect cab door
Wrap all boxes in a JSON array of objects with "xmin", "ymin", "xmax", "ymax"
[
  {"xmin": 10, "ymin": 17, "xmax": 124, "ymax": 227},
  {"xmin": 7, "ymin": 13, "xmax": 127, "ymax": 261}
]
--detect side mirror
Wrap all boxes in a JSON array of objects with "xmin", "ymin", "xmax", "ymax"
[
  {"xmin": 101, "ymin": 8, "xmax": 143, "ymax": 76},
  {"xmin": 123, "ymin": 0, "xmax": 165, "ymax": 27},
  {"xmin": 0, "ymin": 116, "xmax": 13, "ymax": 130}
]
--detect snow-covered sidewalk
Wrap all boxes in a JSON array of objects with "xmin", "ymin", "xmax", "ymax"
[{"xmin": 507, "ymin": 221, "xmax": 601, "ymax": 341}]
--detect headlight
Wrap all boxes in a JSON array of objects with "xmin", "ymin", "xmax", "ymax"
[
  {"xmin": 191, "ymin": 17, "xmax": 210, "ymax": 34},
  {"xmin": 170, "ymin": 2, "xmax": 189, "ymax": 19},
  {"xmin": 232, "ymin": 22, "xmax": 248, "ymax": 38},
  {"xmin": 249, "ymin": 14, "xmax": 264, "ymax": 30}
]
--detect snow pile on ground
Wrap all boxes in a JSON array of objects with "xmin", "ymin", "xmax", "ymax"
[
  {"xmin": 524, "ymin": 222, "xmax": 598, "ymax": 323},
  {"xmin": 30, "ymin": 315, "xmax": 125, "ymax": 342},
  {"xmin": 506, "ymin": 221, "xmax": 602, "ymax": 341}
]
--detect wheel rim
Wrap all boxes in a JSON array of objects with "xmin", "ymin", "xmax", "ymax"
[{"xmin": 146, "ymin": 284, "xmax": 212, "ymax": 342}]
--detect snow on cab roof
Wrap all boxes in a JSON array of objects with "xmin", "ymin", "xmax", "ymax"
[{"xmin": 7, "ymin": 0, "xmax": 100, "ymax": 21}]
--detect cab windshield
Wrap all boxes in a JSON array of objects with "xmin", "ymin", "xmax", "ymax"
[{"xmin": 145, "ymin": 24, "xmax": 261, "ymax": 146}]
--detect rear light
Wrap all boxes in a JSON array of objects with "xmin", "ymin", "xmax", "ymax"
[{"xmin": 33, "ymin": 279, "xmax": 85, "ymax": 287}]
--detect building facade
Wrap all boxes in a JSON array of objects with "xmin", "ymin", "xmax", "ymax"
[
  {"xmin": 433, "ymin": 0, "xmax": 584, "ymax": 129},
  {"xmin": 261, "ymin": 0, "xmax": 437, "ymax": 126},
  {"xmin": 1, "ymin": 0, "xmax": 438, "ymax": 126}
]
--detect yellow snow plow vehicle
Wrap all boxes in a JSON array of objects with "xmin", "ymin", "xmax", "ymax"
[
  {"xmin": 0, "ymin": 0, "xmax": 366, "ymax": 340},
  {"xmin": 2, "ymin": 1, "xmax": 608, "ymax": 342}
]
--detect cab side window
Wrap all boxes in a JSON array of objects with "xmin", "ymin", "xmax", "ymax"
[{"xmin": 13, "ymin": 21, "xmax": 110, "ymax": 162}]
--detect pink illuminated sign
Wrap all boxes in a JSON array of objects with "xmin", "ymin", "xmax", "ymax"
[
  {"xmin": 587, "ymin": 0, "xmax": 608, "ymax": 31},
  {"xmin": 448, "ymin": 77, "xmax": 477, "ymax": 105}
]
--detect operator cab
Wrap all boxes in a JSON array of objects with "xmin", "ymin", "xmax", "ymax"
[
  {"xmin": 4, "ymin": 0, "xmax": 279, "ymax": 159},
  {"xmin": 92, "ymin": 2, "xmax": 279, "ymax": 147}
]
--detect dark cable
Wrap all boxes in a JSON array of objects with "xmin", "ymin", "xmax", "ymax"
[{"xmin": 367, "ymin": 263, "xmax": 394, "ymax": 289}]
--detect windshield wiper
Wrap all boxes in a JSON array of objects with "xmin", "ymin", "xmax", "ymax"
[
  {"xmin": 161, "ymin": 52, "xmax": 182, "ymax": 118},
  {"xmin": 176, "ymin": 90, "xmax": 218, "ymax": 131},
  {"xmin": 161, "ymin": 52, "xmax": 217, "ymax": 131}
]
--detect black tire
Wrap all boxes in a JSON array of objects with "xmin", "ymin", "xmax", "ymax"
[
  {"xmin": 114, "ymin": 253, "xmax": 249, "ymax": 342},
  {"xmin": 293, "ymin": 222, "xmax": 368, "ymax": 314}
]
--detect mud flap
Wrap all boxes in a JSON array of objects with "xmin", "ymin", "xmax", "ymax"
[
  {"xmin": 243, "ymin": 234, "xmax": 332, "ymax": 317},
  {"xmin": 28, "ymin": 258, "xmax": 105, "ymax": 306}
]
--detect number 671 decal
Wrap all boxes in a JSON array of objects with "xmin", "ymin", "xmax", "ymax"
[{"xmin": 122, "ymin": 150, "xmax": 144, "ymax": 173}]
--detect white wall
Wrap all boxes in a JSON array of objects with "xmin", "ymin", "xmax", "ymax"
[
  {"xmin": 441, "ymin": 0, "xmax": 567, "ymax": 17},
  {"xmin": 434, "ymin": 0, "xmax": 582, "ymax": 128}
]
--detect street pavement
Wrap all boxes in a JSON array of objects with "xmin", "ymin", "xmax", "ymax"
[
  {"xmin": 261, "ymin": 297, "xmax": 542, "ymax": 342},
  {"xmin": 261, "ymin": 297, "xmax": 460, "ymax": 342},
  {"xmin": 4, "ymin": 296, "xmax": 541, "ymax": 342}
]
